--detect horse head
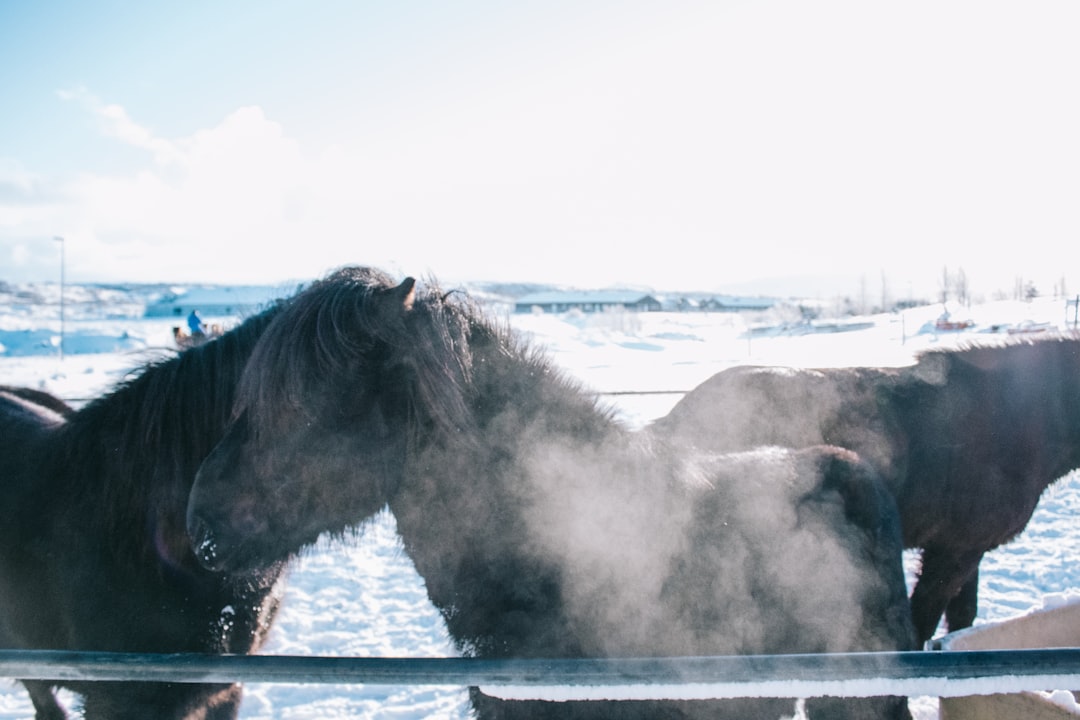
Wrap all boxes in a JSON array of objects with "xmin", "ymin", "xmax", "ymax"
[{"xmin": 186, "ymin": 266, "xmax": 469, "ymax": 573}]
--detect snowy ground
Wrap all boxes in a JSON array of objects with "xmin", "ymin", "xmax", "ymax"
[{"xmin": 1, "ymin": 287, "xmax": 1079, "ymax": 718}]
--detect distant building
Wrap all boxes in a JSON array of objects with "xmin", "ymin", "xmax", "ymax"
[
  {"xmin": 514, "ymin": 290, "xmax": 662, "ymax": 314},
  {"xmin": 699, "ymin": 296, "xmax": 777, "ymax": 312},
  {"xmin": 144, "ymin": 286, "xmax": 287, "ymax": 319}
]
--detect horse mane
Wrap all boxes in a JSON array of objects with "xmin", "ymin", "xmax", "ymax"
[
  {"xmin": 46, "ymin": 304, "xmax": 283, "ymax": 562},
  {"xmin": 236, "ymin": 267, "xmax": 474, "ymax": 444},
  {"xmin": 914, "ymin": 332, "xmax": 1080, "ymax": 376},
  {"xmin": 428, "ymin": 287, "xmax": 621, "ymax": 443}
]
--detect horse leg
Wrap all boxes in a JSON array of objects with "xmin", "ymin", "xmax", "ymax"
[
  {"xmin": 79, "ymin": 682, "xmax": 240, "ymax": 720},
  {"xmin": 201, "ymin": 683, "xmax": 243, "ymax": 720},
  {"xmin": 469, "ymin": 689, "xmax": 803, "ymax": 719},
  {"xmin": 806, "ymin": 695, "xmax": 912, "ymax": 720},
  {"xmin": 909, "ymin": 546, "xmax": 983, "ymax": 645},
  {"xmin": 22, "ymin": 681, "xmax": 67, "ymax": 720},
  {"xmin": 944, "ymin": 567, "xmax": 980, "ymax": 634}
]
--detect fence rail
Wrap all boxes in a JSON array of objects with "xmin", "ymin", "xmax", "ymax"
[{"xmin": 2, "ymin": 649, "xmax": 1079, "ymax": 700}]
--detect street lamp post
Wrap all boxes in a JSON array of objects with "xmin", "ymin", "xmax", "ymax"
[{"xmin": 54, "ymin": 236, "xmax": 64, "ymax": 360}]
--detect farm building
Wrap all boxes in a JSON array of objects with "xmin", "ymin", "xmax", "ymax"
[
  {"xmin": 144, "ymin": 285, "xmax": 288, "ymax": 319},
  {"xmin": 698, "ymin": 296, "xmax": 777, "ymax": 312},
  {"xmin": 514, "ymin": 290, "xmax": 662, "ymax": 314}
]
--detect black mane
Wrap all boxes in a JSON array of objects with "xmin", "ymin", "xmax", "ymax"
[
  {"xmin": 916, "ymin": 332, "xmax": 1080, "ymax": 367},
  {"xmin": 427, "ymin": 291, "xmax": 620, "ymax": 443},
  {"xmin": 44, "ymin": 306, "xmax": 281, "ymax": 563},
  {"xmin": 237, "ymin": 267, "xmax": 472, "ymax": 444}
]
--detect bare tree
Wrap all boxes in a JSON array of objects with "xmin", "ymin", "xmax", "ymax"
[{"xmin": 954, "ymin": 267, "xmax": 969, "ymax": 307}]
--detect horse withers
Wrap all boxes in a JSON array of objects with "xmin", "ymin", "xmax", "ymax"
[{"xmin": 188, "ymin": 269, "xmax": 916, "ymax": 719}]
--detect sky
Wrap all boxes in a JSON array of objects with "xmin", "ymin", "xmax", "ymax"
[{"xmin": 1, "ymin": 1, "xmax": 1078, "ymax": 300}]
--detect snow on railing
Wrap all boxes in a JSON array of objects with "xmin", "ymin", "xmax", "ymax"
[{"xmin": 2, "ymin": 649, "xmax": 1079, "ymax": 700}]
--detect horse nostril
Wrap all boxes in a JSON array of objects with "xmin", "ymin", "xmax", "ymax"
[{"xmin": 187, "ymin": 515, "xmax": 222, "ymax": 570}]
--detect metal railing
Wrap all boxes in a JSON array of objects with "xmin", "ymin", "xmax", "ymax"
[{"xmin": 2, "ymin": 649, "xmax": 1079, "ymax": 700}]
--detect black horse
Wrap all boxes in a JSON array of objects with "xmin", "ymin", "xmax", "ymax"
[
  {"xmin": 650, "ymin": 335, "xmax": 1080, "ymax": 644},
  {"xmin": 0, "ymin": 269, "xmax": 414, "ymax": 719},
  {"xmin": 188, "ymin": 269, "xmax": 916, "ymax": 719}
]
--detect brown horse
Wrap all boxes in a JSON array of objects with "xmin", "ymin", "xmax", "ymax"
[
  {"xmin": 651, "ymin": 335, "xmax": 1080, "ymax": 644},
  {"xmin": 188, "ymin": 268, "xmax": 916, "ymax": 719}
]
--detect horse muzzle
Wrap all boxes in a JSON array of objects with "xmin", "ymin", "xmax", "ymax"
[{"xmin": 186, "ymin": 489, "xmax": 276, "ymax": 573}]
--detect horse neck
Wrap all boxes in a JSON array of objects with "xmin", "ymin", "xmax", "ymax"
[
  {"xmin": 390, "ymin": 324, "xmax": 632, "ymax": 657},
  {"xmin": 961, "ymin": 338, "xmax": 1080, "ymax": 484}
]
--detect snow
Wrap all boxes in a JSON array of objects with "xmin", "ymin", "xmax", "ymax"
[
  {"xmin": 485, "ymin": 675, "xmax": 1080, "ymax": 703},
  {"xmin": 1043, "ymin": 689, "xmax": 1080, "ymax": 713},
  {"xmin": 1, "ymin": 286, "xmax": 1079, "ymax": 719}
]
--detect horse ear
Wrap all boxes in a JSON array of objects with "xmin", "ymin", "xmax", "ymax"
[{"xmin": 395, "ymin": 277, "xmax": 416, "ymax": 312}]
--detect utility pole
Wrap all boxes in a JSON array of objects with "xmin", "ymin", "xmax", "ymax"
[{"xmin": 54, "ymin": 236, "xmax": 64, "ymax": 360}]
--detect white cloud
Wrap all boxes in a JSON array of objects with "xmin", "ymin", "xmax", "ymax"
[
  {"xmin": 10, "ymin": 2, "xmax": 1080, "ymax": 296},
  {"xmin": 57, "ymin": 87, "xmax": 183, "ymax": 166},
  {"xmin": 39, "ymin": 99, "xmax": 333, "ymax": 283}
]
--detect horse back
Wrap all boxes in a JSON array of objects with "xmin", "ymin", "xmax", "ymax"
[
  {"xmin": 0, "ymin": 385, "xmax": 73, "ymax": 417},
  {"xmin": 653, "ymin": 365, "xmax": 907, "ymax": 473}
]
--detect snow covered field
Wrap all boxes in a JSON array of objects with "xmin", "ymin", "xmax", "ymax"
[{"xmin": 2, "ymin": 285, "xmax": 1079, "ymax": 719}]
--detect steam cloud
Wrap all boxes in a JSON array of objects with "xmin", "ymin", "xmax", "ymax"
[{"xmin": 519, "ymin": 435, "xmax": 890, "ymax": 660}]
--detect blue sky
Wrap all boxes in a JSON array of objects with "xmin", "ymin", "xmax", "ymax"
[{"xmin": 2, "ymin": 2, "xmax": 1079, "ymax": 300}]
